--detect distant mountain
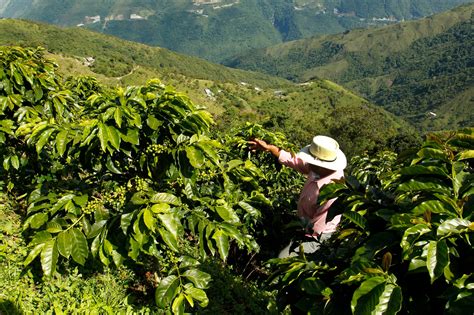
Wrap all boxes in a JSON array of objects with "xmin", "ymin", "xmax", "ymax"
[
  {"xmin": 225, "ymin": 3, "xmax": 474, "ymax": 132},
  {"xmin": 1, "ymin": 0, "xmax": 472, "ymax": 62},
  {"xmin": 0, "ymin": 18, "xmax": 419, "ymax": 156}
]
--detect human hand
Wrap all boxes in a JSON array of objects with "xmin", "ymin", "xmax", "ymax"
[{"xmin": 248, "ymin": 138, "xmax": 270, "ymax": 153}]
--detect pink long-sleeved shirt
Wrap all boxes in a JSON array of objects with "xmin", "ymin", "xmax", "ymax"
[{"xmin": 278, "ymin": 150, "xmax": 343, "ymax": 235}]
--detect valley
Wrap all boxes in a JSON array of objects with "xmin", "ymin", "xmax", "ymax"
[{"xmin": 1, "ymin": 0, "xmax": 472, "ymax": 62}]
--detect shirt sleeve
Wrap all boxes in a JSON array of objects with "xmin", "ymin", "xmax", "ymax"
[{"xmin": 278, "ymin": 150, "xmax": 311, "ymax": 175}]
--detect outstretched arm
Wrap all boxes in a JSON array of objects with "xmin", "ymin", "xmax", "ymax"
[
  {"xmin": 248, "ymin": 138, "xmax": 310, "ymax": 174},
  {"xmin": 248, "ymin": 138, "xmax": 281, "ymax": 158}
]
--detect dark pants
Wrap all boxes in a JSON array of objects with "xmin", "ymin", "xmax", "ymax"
[{"xmin": 278, "ymin": 233, "xmax": 333, "ymax": 258}]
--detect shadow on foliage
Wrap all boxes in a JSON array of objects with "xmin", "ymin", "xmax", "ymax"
[
  {"xmin": 197, "ymin": 260, "xmax": 277, "ymax": 315},
  {"xmin": 0, "ymin": 299, "xmax": 22, "ymax": 315}
]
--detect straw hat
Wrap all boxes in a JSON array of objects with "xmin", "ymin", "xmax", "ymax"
[{"xmin": 299, "ymin": 135, "xmax": 347, "ymax": 171}]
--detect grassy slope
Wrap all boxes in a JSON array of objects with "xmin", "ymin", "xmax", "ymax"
[
  {"xmin": 225, "ymin": 3, "xmax": 474, "ymax": 131},
  {"xmin": 0, "ymin": 19, "xmax": 287, "ymax": 88}
]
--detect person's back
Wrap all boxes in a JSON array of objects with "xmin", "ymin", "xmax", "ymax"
[{"xmin": 249, "ymin": 135, "xmax": 346, "ymax": 257}]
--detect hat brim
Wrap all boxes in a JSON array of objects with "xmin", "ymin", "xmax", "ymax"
[{"xmin": 299, "ymin": 145, "xmax": 347, "ymax": 171}]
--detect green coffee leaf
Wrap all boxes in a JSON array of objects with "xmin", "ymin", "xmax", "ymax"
[
  {"xmin": 185, "ymin": 286, "xmax": 209, "ymax": 307},
  {"xmin": 111, "ymin": 250, "xmax": 124, "ymax": 267},
  {"xmin": 106, "ymin": 156, "xmax": 122, "ymax": 174},
  {"xmin": 400, "ymin": 165, "xmax": 448, "ymax": 176},
  {"xmin": 238, "ymin": 201, "xmax": 261, "ymax": 218},
  {"xmin": 29, "ymin": 231, "xmax": 52, "ymax": 246},
  {"xmin": 55, "ymin": 130, "xmax": 69, "ymax": 156},
  {"xmin": 107, "ymin": 125, "xmax": 121, "ymax": 150},
  {"xmin": 50, "ymin": 194, "xmax": 75, "ymax": 215},
  {"xmin": 437, "ymin": 218, "xmax": 471, "ymax": 236},
  {"xmin": 300, "ymin": 277, "xmax": 328, "ymax": 295},
  {"xmin": 86, "ymin": 220, "xmax": 107, "ymax": 239},
  {"xmin": 35, "ymin": 127, "xmax": 55, "ymax": 153},
  {"xmin": 46, "ymin": 220, "xmax": 63, "ymax": 233},
  {"xmin": 172, "ymin": 293, "xmax": 185, "ymax": 315},
  {"xmin": 150, "ymin": 192, "xmax": 181, "ymax": 205},
  {"xmin": 121, "ymin": 128, "xmax": 139, "ymax": 145},
  {"xmin": 426, "ymin": 240, "xmax": 449, "ymax": 283},
  {"xmin": 114, "ymin": 108, "xmax": 123, "ymax": 128},
  {"xmin": 415, "ymin": 148, "xmax": 448, "ymax": 161},
  {"xmin": 151, "ymin": 203, "xmax": 170, "ymax": 214},
  {"xmin": 185, "ymin": 146, "xmax": 205, "ymax": 168},
  {"xmin": 182, "ymin": 268, "xmax": 212, "ymax": 289},
  {"xmin": 179, "ymin": 256, "xmax": 200, "ymax": 269},
  {"xmin": 57, "ymin": 230, "xmax": 73, "ymax": 258},
  {"xmin": 158, "ymin": 228, "xmax": 179, "ymax": 252},
  {"xmin": 98, "ymin": 122, "xmax": 108, "ymax": 151},
  {"xmin": 215, "ymin": 203, "xmax": 240, "ymax": 224},
  {"xmin": 351, "ymin": 276, "xmax": 402, "ymax": 315},
  {"xmin": 343, "ymin": 211, "xmax": 367, "ymax": 229},
  {"xmin": 146, "ymin": 115, "xmax": 162, "ymax": 130},
  {"xmin": 24, "ymin": 243, "xmax": 45, "ymax": 267},
  {"xmin": 25, "ymin": 212, "xmax": 48, "ymax": 229},
  {"xmin": 143, "ymin": 208, "xmax": 156, "ymax": 232},
  {"xmin": 397, "ymin": 179, "xmax": 451, "ymax": 194},
  {"xmin": 70, "ymin": 228, "xmax": 89, "ymax": 265},
  {"xmin": 155, "ymin": 275, "xmax": 180, "ymax": 308},
  {"xmin": 158, "ymin": 213, "xmax": 182, "ymax": 239},
  {"xmin": 411, "ymin": 200, "xmax": 453, "ymax": 215},
  {"xmin": 400, "ymin": 224, "xmax": 431, "ymax": 259},
  {"xmin": 10, "ymin": 154, "xmax": 19, "ymax": 169},
  {"xmin": 212, "ymin": 229, "xmax": 229, "ymax": 262},
  {"xmin": 121, "ymin": 212, "xmax": 135, "ymax": 234},
  {"xmin": 41, "ymin": 239, "xmax": 59, "ymax": 277}
]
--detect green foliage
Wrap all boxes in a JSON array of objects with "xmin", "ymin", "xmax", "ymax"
[
  {"xmin": 0, "ymin": 193, "xmax": 160, "ymax": 314},
  {"xmin": 1, "ymin": 45, "xmax": 471, "ymax": 314},
  {"xmin": 0, "ymin": 46, "xmax": 279, "ymax": 313},
  {"xmin": 266, "ymin": 128, "xmax": 474, "ymax": 314}
]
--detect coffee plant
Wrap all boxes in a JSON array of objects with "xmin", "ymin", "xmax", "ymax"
[
  {"xmin": 266, "ymin": 129, "xmax": 473, "ymax": 314},
  {"xmin": 0, "ymin": 46, "xmax": 288, "ymax": 313},
  {"xmin": 2, "ymin": 45, "xmax": 472, "ymax": 314}
]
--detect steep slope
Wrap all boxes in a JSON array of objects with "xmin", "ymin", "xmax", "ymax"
[
  {"xmin": 1, "ymin": 0, "xmax": 472, "ymax": 62},
  {"xmin": 225, "ymin": 3, "xmax": 474, "ymax": 131},
  {"xmin": 0, "ymin": 19, "xmax": 286, "ymax": 88},
  {"xmin": 0, "ymin": 18, "xmax": 418, "ymax": 156}
]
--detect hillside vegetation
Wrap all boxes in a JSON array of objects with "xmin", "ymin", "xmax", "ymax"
[
  {"xmin": 225, "ymin": 3, "xmax": 474, "ymax": 132},
  {"xmin": 0, "ymin": 46, "xmax": 472, "ymax": 314},
  {"xmin": 0, "ymin": 19, "xmax": 418, "ymax": 156},
  {"xmin": 1, "ymin": 0, "xmax": 472, "ymax": 62}
]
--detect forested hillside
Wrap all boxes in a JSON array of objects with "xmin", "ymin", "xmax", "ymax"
[
  {"xmin": 0, "ymin": 18, "xmax": 418, "ymax": 156},
  {"xmin": 1, "ymin": 0, "xmax": 472, "ymax": 62},
  {"xmin": 226, "ymin": 3, "xmax": 474, "ymax": 131}
]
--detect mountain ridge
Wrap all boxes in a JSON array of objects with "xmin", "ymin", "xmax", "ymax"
[
  {"xmin": 225, "ymin": 3, "xmax": 474, "ymax": 131},
  {"xmin": 1, "ymin": 0, "xmax": 472, "ymax": 62}
]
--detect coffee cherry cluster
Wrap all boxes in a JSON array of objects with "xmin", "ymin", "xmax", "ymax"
[
  {"xmin": 199, "ymin": 169, "xmax": 218, "ymax": 181},
  {"xmin": 157, "ymin": 248, "xmax": 179, "ymax": 273},
  {"xmin": 103, "ymin": 186, "xmax": 127, "ymax": 210},
  {"xmin": 82, "ymin": 198, "xmax": 103, "ymax": 215},
  {"xmin": 145, "ymin": 143, "xmax": 166, "ymax": 157},
  {"xmin": 128, "ymin": 176, "xmax": 150, "ymax": 192},
  {"xmin": 82, "ymin": 186, "xmax": 127, "ymax": 215}
]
